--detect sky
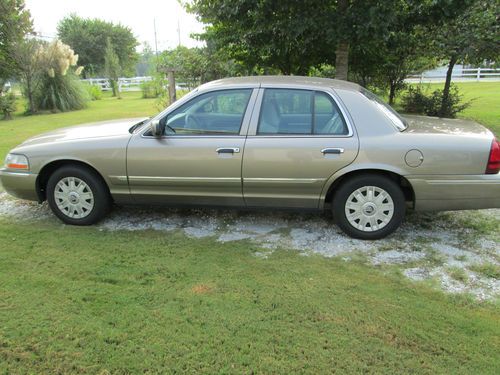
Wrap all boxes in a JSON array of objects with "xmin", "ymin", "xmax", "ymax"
[{"xmin": 24, "ymin": 0, "xmax": 206, "ymax": 51}]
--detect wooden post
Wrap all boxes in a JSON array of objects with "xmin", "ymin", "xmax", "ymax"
[
  {"xmin": 158, "ymin": 66, "xmax": 178, "ymax": 105},
  {"xmin": 167, "ymin": 69, "xmax": 177, "ymax": 104}
]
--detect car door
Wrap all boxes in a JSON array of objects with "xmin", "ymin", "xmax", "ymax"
[
  {"xmin": 127, "ymin": 88, "xmax": 258, "ymax": 206},
  {"xmin": 242, "ymin": 87, "xmax": 359, "ymax": 208}
]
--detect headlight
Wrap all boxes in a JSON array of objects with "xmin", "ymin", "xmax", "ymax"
[{"xmin": 4, "ymin": 154, "xmax": 30, "ymax": 171}]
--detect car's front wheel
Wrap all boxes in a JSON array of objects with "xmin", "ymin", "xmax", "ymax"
[
  {"xmin": 47, "ymin": 165, "xmax": 111, "ymax": 225},
  {"xmin": 333, "ymin": 175, "xmax": 406, "ymax": 240}
]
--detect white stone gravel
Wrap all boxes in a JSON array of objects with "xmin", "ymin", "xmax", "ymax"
[{"xmin": 0, "ymin": 191, "xmax": 498, "ymax": 300}]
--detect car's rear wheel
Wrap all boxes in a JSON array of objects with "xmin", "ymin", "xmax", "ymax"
[
  {"xmin": 332, "ymin": 175, "xmax": 405, "ymax": 240},
  {"xmin": 47, "ymin": 165, "xmax": 111, "ymax": 225}
]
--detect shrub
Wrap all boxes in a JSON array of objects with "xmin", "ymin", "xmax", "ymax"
[
  {"xmin": 141, "ymin": 80, "xmax": 162, "ymax": 99},
  {"xmin": 33, "ymin": 40, "xmax": 88, "ymax": 112},
  {"xmin": 85, "ymin": 84, "xmax": 103, "ymax": 100},
  {"xmin": 0, "ymin": 92, "xmax": 17, "ymax": 120},
  {"xmin": 36, "ymin": 73, "xmax": 88, "ymax": 112},
  {"xmin": 402, "ymin": 85, "xmax": 470, "ymax": 118}
]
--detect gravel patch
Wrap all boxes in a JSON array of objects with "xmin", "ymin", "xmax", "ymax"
[{"xmin": 0, "ymin": 191, "xmax": 498, "ymax": 300}]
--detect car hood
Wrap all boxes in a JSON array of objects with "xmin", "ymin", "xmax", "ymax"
[
  {"xmin": 403, "ymin": 114, "xmax": 492, "ymax": 137},
  {"xmin": 19, "ymin": 117, "xmax": 149, "ymax": 147}
]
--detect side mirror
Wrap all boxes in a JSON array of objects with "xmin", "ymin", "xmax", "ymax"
[{"xmin": 150, "ymin": 119, "xmax": 165, "ymax": 137}]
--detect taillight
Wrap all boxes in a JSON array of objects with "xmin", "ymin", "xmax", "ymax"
[{"xmin": 486, "ymin": 139, "xmax": 500, "ymax": 174}]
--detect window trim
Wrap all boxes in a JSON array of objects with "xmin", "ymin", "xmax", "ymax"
[
  {"xmin": 140, "ymin": 87, "xmax": 258, "ymax": 139},
  {"xmin": 253, "ymin": 88, "xmax": 353, "ymax": 138}
]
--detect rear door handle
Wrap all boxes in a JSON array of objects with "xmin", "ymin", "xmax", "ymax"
[
  {"xmin": 321, "ymin": 148, "xmax": 344, "ymax": 154},
  {"xmin": 216, "ymin": 147, "xmax": 240, "ymax": 154}
]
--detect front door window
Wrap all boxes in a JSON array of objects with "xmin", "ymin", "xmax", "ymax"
[{"xmin": 162, "ymin": 89, "xmax": 253, "ymax": 135}]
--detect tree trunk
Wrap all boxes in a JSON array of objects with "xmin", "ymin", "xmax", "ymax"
[
  {"xmin": 439, "ymin": 56, "xmax": 457, "ymax": 117},
  {"xmin": 335, "ymin": 42, "xmax": 349, "ymax": 81},
  {"xmin": 335, "ymin": 0, "xmax": 349, "ymax": 81},
  {"xmin": 26, "ymin": 78, "xmax": 36, "ymax": 114},
  {"xmin": 388, "ymin": 81, "xmax": 397, "ymax": 105}
]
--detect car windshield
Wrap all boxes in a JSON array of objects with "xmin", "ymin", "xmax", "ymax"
[{"xmin": 360, "ymin": 88, "xmax": 408, "ymax": 131}]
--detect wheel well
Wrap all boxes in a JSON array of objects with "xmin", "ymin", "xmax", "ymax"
[
  {"xmin": 36, "ymin": 160, "xmax": 111, "ymax": 202},
  {"xmin": 324, "ymin": 169, "xmax": 415, "ymax": 207}
]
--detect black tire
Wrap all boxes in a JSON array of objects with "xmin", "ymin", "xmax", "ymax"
[
  {"xmin": 332, "ymin": 174, "xmax": 406, "ymax": 240},
  {"xmin": 46, "ymin": 165, "xmax": 111, "ymax": 225}
]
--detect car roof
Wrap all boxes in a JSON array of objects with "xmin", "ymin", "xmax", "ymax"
[{"xmin": 198, "ymin": 75, "xmax": 362, "ymax": 92}]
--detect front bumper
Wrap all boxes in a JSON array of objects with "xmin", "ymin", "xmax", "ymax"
[
  {"xmin": 0, "ymin": 169, "xmax": 39, "ymax": 201},
  {"xmin": 407, "ymin": 174, "xmax": 500, "ymax": 211}
]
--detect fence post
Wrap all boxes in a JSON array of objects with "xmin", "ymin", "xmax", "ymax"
[{"xmin": 477, "ymin": 67, "xmax": 481, "ymax": 81}]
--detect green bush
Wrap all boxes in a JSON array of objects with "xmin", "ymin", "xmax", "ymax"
[
  {"xmin": 85, "ymin": 84, "xmax": 103, "ymax": 101},
  {"xmin": 141, "ymin": 80, "xmax": 162, "ymax": 99},
  {"xmin": 402, "ymin": 85, "xmax": 470, "ymax": 118},
  {"xmin": 35, "ymin": 73, "xmax": 88, "ymax": 112},
  {"xmin": 0, "ymin": 93, "xmax": 17, "ymax": 120}
]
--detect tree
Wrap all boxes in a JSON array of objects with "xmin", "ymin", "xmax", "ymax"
[
  {"xmin": 433, "ymin": 0, "xmax": 499, "ymax": 116},
  {"xmin": 57, "ymin": 14, "xmax": 138, "ymax": 77},
  {"xmin": 11, "ymin": 37, "xmax": 44, "ymax": 113},
  {"xmin": 136, "ymin": 42, "xmax": 156, "ymax": 77},
  {"xmin": 187, "ymin": 0, "xmax": 334, "ymax": 75},
  {"xmin": 0, "ymin": 0, "xmax": 32, "ymax": 92},
  {"xmin": 187, "ymin": 0, "xmax": 470, "ymax": 85},
  {"xmin": 104, "ymin": 38, "xmax": 121, "ymax": 98}
]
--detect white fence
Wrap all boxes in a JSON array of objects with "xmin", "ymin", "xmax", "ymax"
[
  {"xmin": 82, "ymin": 76, "xmax": 153, "ymax": 92},
  {"xmin": 406, "ymin": 68, "xmax": 500, "ymax": 83},
  {"xmin": 82, "ymin": 76, "xmax": 190, "ymax": 92}
]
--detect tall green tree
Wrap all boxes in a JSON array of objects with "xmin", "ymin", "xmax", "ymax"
[
  {"xmin": 187, "ymin": 0, "xmax": 334, "ymax": 75},
  {"xmin": 57, "ymin": 14, "xmax": 138, "ymax": 77},
  {"xmin": 104, "ymin": 38, "xmax": 121, "ymax": 98},
  {"xmin": 10, "ymin": 37, "xmax": 44, "ymax": 113},
  {"xmin": 433, "ymin": 0, "xmax": 499, "ymax": 116},
  {"xmin": 0, "ymin": 0, "xmax": 32, "ymax": 92},
  {"xmin": 188, "ymin": 0, "xmax": 472, "ymax": 85}
]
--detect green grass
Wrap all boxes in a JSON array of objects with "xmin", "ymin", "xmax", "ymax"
[
  {"xmin": 0, "ymin": 219, "xmax": 499, "ymax": 374},
  {"xmin": 447, "ymin": 267, "xmax": 469, "ymax": 283},
  {"xmin": 470, "ymin": 264, "xmax": 500, "ymax": 279},
  {"xmin": 1, "ymin": 85, "xmax": 499, "ymax": 373},
  {"xmin": 404, "ymin": 82, "xmax": 500, "ymax": 136},
  {"xmin": 0, "ymin": 92, "xmax": 158, "ymax": 160}
]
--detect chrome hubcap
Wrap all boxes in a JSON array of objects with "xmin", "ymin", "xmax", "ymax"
[
  {"xmin": 54, "ymin": 177, "xmax": 94, "ymax": 219},
  {"xmin": 345, "ymin": 186, "xmax": 394, "ymax": 232}
]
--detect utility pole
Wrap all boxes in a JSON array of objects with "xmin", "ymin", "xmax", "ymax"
[
  {"xmin": 153, "ymin": 18, "xmax": 159, "ymax": 58},
  {"xmin": 177, "ymin": 19, "xmax": 181, "ymax": 47}
]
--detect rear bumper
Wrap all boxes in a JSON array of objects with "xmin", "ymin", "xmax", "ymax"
[
  {"xmin": 407, "ymin": 174, "xmax": 500, "ymax": 211},
  {"xmin": 0, "ymin": 169, "xmax": 39, "ymax": 201}
]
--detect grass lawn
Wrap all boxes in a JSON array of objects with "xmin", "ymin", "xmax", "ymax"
[
  {"xmin": 0, "ymin": 85, "xmax": 499, "ymax": 373},
  {"xmin": 0, "ymin": 92, "xmax": 158, "ymax": 160},
  {"xmin": 403, "ymin": 81, "xmax": 500, "ymax": 137},
  {"xmin": 1, "ymin": 219, "xmax": 499, "ymax": 373}
]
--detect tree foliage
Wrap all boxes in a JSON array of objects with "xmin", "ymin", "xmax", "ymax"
[
  {"xmin": 104, "ymin": 38, "xmax": 121, "ymax": 98},
  {"xmin": 0, "ymin": 0, "xmax": 33, "ymax": 90},
  {"xmin": 10, "ymin": 37, "xmax": 44, "ymax": 113},
  {"xmin": 187, "ymin": 0, "xmax": 334, "ymax": 75},
  {"xmin": 158, "ymin": 45, "xmax": 243, "ymax": 88},
  {"xmin": 431, "ymin": 0, "xmax": 499, "ymax": 115},
  {"xmin": 57, "ymin": 14, "xmax": 138, "ymax": 77}
]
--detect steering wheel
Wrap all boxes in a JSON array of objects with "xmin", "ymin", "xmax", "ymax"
[{"xmin": 185, "ymin": 113, "xmax": 203, "ymax": 130}]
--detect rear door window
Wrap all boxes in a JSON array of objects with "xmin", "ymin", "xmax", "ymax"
[{"xmin": 257, "ymin": 89, "xmax": 348, "ymax": 135}]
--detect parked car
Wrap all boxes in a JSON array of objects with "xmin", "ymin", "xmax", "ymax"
[{"xmin": 1, "ymin": 76, "xmax": 499, "ymax": 239}]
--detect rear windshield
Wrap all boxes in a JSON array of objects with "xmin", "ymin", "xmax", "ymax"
[{"xmin": 360, "ymin": 88, "xmax": 408, "ymax": 131}]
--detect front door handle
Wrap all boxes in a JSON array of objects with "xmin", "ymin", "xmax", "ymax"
[
  {"xmin": 216, "ymin": 147, "xmax": 240, "ymax": 154},
  {"xmin": 321, "ymin": 148, "xmax": 344, "ymax": 154}
]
